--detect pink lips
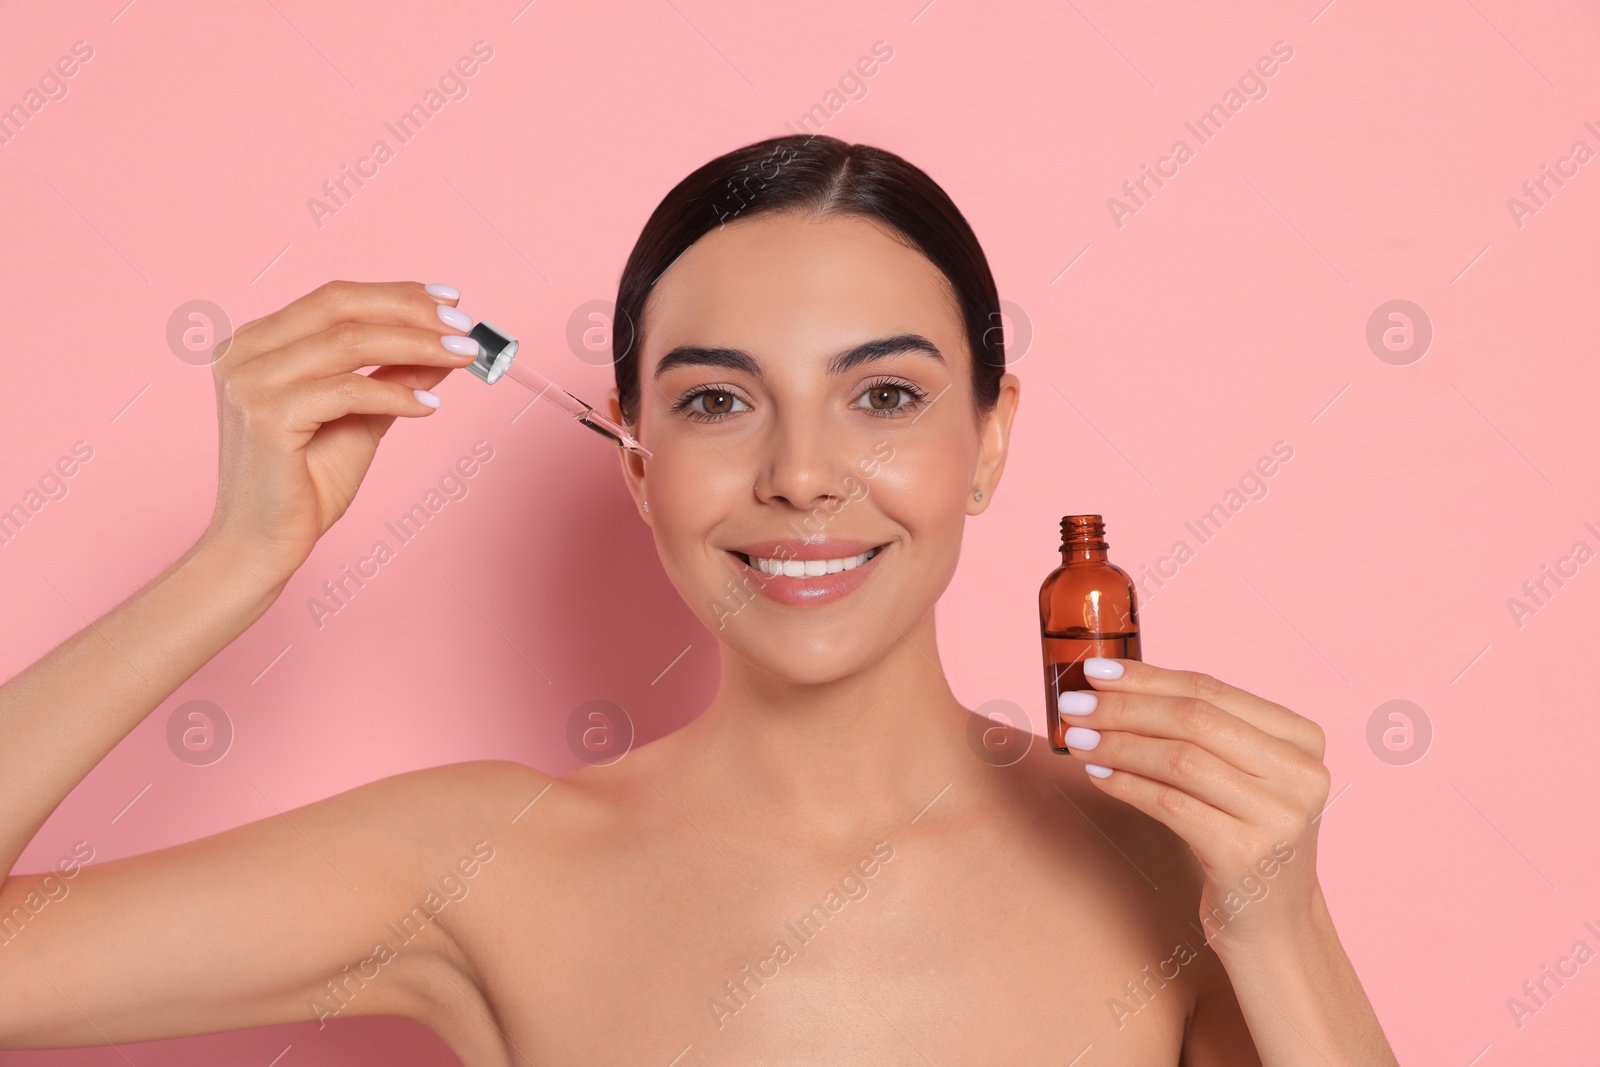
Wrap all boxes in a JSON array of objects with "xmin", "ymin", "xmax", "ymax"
[{"xmin": 725, "ymin": 538, "xmax": 891, "ymax": 608}]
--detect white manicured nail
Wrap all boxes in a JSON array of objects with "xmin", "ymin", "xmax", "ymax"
[
  {"xmin": 437, "ymin": 304, "xmax": 471, "ymax": 331},
  {"xmin": 1063, "ymin": 726, "xmax": 1100, "ymax": 750},
  {"xmin": 1058, "ymin": 691, "xmax": 1098, "ymax": 716},
  {"xmin": 1084, "ymin": 658, "xmax": 1124, "ymax": 679}
]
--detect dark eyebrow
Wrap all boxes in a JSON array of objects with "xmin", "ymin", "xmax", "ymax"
[{"xmin": 651, "ymin": 333, "xmax": 945, "ymax": 381}]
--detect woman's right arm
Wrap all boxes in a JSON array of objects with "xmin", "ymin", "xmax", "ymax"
[
  {"xmin": 0, "ymin": 531, "xmax": 285, "ymax": 886},
  {"xmin": 0, "ymin": 280, "xmax": 534, "ymax": 1049}
]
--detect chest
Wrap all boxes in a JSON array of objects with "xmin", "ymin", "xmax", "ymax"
[{"xmin": 456, "ymin": 833, "xmax": 1195, "ymax": 1065}]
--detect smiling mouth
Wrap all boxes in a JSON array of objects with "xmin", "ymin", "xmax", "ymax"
[{"xmin": 729, "ymin": 544, "xmax": 889, "ymax": 578}]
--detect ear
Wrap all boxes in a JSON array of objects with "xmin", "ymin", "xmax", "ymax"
[
  {"xmin": 605, "ymin": 386, "xmax": 649, "ymax": 523},
  {"xmin": 969, "ymin": 373, "xmax": 1020, "ymax": 514}
]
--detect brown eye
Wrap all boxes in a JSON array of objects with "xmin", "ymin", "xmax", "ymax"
[
  {"xmin": 675, "ymin": 387, "xmax": 751, "ymax": 421},
  {"xmin": 854, "ymin": 380, "xmax": 926, "ymax": 416},
  {"xmin": 866, "ymin": 386, "xmax": 901, "ymax": 410}
]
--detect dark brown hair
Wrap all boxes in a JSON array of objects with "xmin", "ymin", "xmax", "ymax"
[{"xmin": 611, "ymin": 134, "xmax": 1006, "ymax": 427}]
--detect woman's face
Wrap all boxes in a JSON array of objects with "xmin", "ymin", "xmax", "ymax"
[{"xmin": 606, "ymin": 210, "xmax": 1019, "ymax": 681}]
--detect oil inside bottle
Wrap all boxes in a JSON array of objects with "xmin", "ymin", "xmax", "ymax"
[{"xmin": 1042, "ymin": 627, "xmax": 1142, "ymax": 752}]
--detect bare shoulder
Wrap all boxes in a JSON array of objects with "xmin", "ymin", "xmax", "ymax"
[
  {"xmin": 1002, "ymin": 743, "xmax": 1214, "ymax": 1003},
  {"xmin": 392, "ymin": 757, "xmax": 553, "ymax": 800},
  {"xmin": 400, "ymin": 757, "xmax": 556, "ymax": 817},
  {"xmin": 378, "ymin": 758, "xmax": 612, "ymax": 877},
  {"xmin": 328, "ymin": 758, "xmax": 556, "ymax": 855},
  {"xmin": 1023, "ymin": 740, "xmax": 1207, "ymax": 908},
  {"xmin": 1020, "ymin": 747, "xmax": 1260, "ymax": 1060},
  {"xmin": 392, "ymin": 757, "xmax": 640, "ymax": 886}
]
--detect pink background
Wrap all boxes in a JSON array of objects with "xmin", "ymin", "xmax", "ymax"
[{"xmin": 2, "ymin": 0, "xmax": 1597, "ymax": 1062}]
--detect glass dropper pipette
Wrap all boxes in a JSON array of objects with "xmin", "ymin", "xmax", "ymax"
[{"xmin": 463, "ymin": 319, "xmax": 651, "ymax": 460}]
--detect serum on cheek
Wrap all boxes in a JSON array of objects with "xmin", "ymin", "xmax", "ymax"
[{"xmin": 1039, "ymin": 515, "xmax": 1142, "ymax": 753}]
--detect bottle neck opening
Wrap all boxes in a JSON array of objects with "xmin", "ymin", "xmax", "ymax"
[{"xmin": 1060, "ymin": 514, "xmax": 1108, "ymax": 561}]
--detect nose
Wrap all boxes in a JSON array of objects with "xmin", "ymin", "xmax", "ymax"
[{"xmin": 751, "ymin": 410, "xmax": 858, "ymax": 513}]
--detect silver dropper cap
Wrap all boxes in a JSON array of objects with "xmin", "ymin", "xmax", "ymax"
[{"xmin": 465, "ymin": 320, "xmax": 518, "ymax": 384}]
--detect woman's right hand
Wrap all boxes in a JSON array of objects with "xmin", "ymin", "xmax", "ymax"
[{"xmin": 197, "ymin": 279, "xmax": 480, "ymax": 588}]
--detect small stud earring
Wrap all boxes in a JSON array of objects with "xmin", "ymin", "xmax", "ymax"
[
  {"xmin": 973, "ymin": 489, "xmax": 984, "ymax": 501},
  {"xmin": 643, "ymin": 500, "xmax": 650, "ymax": 513}
]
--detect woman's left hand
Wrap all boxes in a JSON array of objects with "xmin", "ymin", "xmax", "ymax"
[{"xmin": 1059, "ymin": 657, "xmax": 1332, "ymax": 949}]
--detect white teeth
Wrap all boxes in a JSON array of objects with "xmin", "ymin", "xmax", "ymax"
[{"xmin": 748, "ymin": 546, "xmax": 880, "ymax": 577}]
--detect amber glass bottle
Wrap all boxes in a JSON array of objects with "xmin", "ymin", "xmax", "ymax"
[{"xmin": 1039, "ymin": 515, "xmax": 1142, "ymax": 754}]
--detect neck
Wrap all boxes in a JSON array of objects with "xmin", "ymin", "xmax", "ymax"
[{"xmin": 674, "ymin": 610, "xmax": 983, "ymax": 840}]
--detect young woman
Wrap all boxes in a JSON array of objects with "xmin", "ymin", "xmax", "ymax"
[{"xmin": 0, "ymin": 135, "xmax": 1398, "ymax": 1064}]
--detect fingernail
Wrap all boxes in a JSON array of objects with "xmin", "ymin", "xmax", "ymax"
[
  {"xmin": 441, "ymin": 334, "xmax": 479, "ymax": 356},
  {"xmin": 425, "ymin": 282, "xmax": 460, "ymax": 300},
  {"xmin": 1063, "ymin": 726, "xmax": 1100, "ymax": 750},
  {"xmin": 1057, "ymin": 691, "xmax": 1098, "ymax": 716},
  {"xmin": 1084, "ymin": 657, "xmax": 1124, "ymax": 680},
  {"xmin": 1085, "ymin": 763, "xmax": 1113, "ymax": 778},
  {"xmin": 414, "ymin": 389, "xmax": 442, "ymax": 409},
  {"xmin": 437, "ymin": 304, "xmax": 472, "ymax": 331}
]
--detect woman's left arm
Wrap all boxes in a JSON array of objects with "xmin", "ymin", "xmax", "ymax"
[{"xmin": 1058, "ymin": 657, "xmax": 1399, "ymax": 1066}]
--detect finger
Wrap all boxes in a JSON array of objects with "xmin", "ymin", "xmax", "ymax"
[
  {"xmin": 225, "ymin": 280, "xmax": 463, "ymax": 365},
  {"xmin": 266, "ymin": 322, "xmax": 477, "ymax": 383},
  {"xmin": 1061, "ymin": 723, "xmax": 1273, "ymax": 824},
  {"xmin": 365, "ymin": 363, "xmax": 453, "ymax": 391},
  {"xmin": 1081, "ymin": 658, "xmax": 1324, "ymax": 759},
  {"xmin": 1078, "ymin": 758, "xmax": 1238, "ymax": 856},
  {"xmin": 363, "ymin": 364, "xmax": 454, "ymax": 439},
  {"xmin": 1062, "ymin": 688, "xmax": 1311, "ymax": 783},
  {"xmin": 268, "ymin": 372, "xmax": 443, "ymax": 434}
]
